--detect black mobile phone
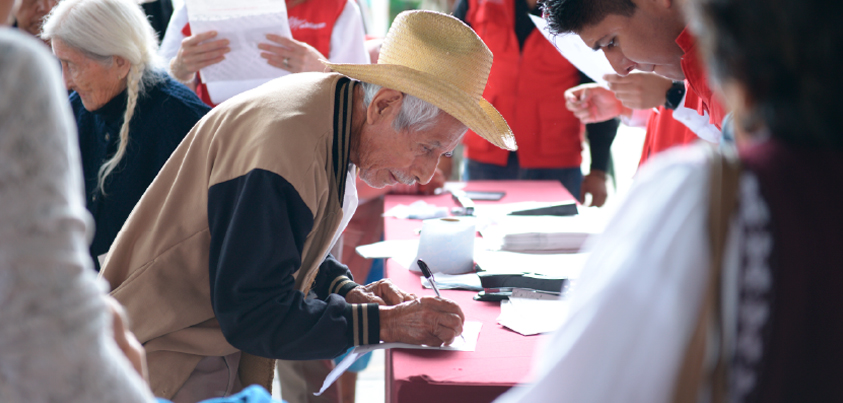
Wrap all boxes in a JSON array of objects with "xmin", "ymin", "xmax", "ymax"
[{"xmin": 463, "ymin": 190, "xmax": 506, "ymax": 201}]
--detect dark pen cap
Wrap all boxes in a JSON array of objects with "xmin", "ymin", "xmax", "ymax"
[{"xmin": 417, "ymin": 259, "xmax": 433, "ymax": 278}]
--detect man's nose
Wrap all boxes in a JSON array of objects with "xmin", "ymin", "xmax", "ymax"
[
  {"xmin": 412, "ymin": 155, "xmax": 439, "ymax": 185},
  {"xmin": 605, "ymin": 50, "xmax": 635, "ymax": 77}
]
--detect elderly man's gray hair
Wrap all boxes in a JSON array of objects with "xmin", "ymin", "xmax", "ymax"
[{"xmin": 360, "ymin": 82, "xmax": 442, "ymax": 132}]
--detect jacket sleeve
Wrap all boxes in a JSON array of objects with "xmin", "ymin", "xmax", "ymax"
[
  {"xmin": 311, "ymin": 254, "xmax": 361, "ymax": 300},
  {"xmin": 207, "ymin": 168, "xmax": 379, "ymax": 360}
]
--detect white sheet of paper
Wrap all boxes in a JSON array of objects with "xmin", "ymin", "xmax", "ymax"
[
  {"xmin": 498, "ymin": 297, "xmax": 569, "ymax": 336},
  {"xmin": 315, "ymin": 321, "xmax": 483, "ymax": 396},
  {"xmin": 186, "ymin": 0, "xmax": 292, "ymax": 84},
  {"xmin": 420, "ymin": 273, "xmax": 483, "ymax": 291},
  {"xmin": 355, "ymin": 239, "xmax": 419, "ymax": 259},
  {"xmin": 529, "ymin": 14, "xmax": 616, "ymax": 87}
]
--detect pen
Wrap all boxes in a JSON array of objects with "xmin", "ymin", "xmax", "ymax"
[
  {"xmin": 417, "ymin": 259, "xmax": 441, "ymax": 298},
  {"xmin": 418, "ymin": 259, "xmax": 466, "ymax": 344}
]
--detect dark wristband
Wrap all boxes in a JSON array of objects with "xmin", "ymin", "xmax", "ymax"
[{"xmin": 664, "ymin": 81, "xmax": 686, "ymax": 110}]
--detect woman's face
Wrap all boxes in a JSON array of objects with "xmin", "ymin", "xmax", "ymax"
[{"xmin": 52, "ymin": 38, "xmax": 130, "ymax": 111}]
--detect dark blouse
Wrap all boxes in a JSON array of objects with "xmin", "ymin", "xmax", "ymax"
[{"xmin": 70, "ymin": 72, "xmax": 210, "ymax": 270}]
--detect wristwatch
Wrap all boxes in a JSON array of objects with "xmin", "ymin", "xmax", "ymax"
[{"xmin": 664, "ymin": 81, "xmax": 686, "ymax": 110}]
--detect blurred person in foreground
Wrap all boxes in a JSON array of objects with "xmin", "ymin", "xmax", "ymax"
[
  {"xmin": 496, "ymin": 0, "xmax": 843, "ymax": 401},
  {"xmin": 0, "ymin": 1, "xmax": 279, "ymax": 402},
  {"xmin": 100, "ymin": 10, "xmax": 514, "ymax": 402},
  {"xmin": 41, "ymin": 0, "xmax": 210, "ymax": 271}
]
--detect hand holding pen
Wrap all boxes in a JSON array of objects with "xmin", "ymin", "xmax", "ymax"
[{"xmin": 418, "ymin": 259, "xmax": 466, "ymax": 343}]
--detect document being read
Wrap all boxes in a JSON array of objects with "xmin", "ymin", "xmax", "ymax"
[
  {"xmin": 185, "ymin": 0, "xmax": 292, "ymax": 84},
  {"xmin": 315, "ymin": 321, "xmax": 483, "ymax": 396}
]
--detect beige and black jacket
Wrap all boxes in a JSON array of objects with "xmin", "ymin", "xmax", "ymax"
[{"xmin": 101, "ymin": 73, "xmax": 379, "ymax": 398}]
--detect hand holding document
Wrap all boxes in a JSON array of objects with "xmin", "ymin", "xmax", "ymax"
[
  {"xmin": 185, "ymin": 0, "xmax": 292, "ymax": 103},
  {"xmin": 529, "ymin": 14, "xmax": 616, "ymax": 87},
  {"xmin": 315, "ymin": 321, "xmax": 483, "ymax": 396}
]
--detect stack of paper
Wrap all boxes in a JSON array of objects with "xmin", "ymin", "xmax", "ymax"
[{"xmin": 480, "ymin": 211, "xmax": 606, "ymax": 253}]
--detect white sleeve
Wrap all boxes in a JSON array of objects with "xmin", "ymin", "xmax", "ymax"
[
  {"xmin": 328, "ymin": 0, "xmax": 369, "ymax": 64},
  {"xmin": 159, "ymin": 3, "xmax": 189, "ymax": 62},
  {"xmin": 672, "ymin": 89, "xmax": 722, "ymax": 144},
  {"xmin": 495, "ymin": 145, "xmax": 715, "ymax": 403}
]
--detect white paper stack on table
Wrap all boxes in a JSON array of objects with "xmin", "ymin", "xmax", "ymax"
[
  {"xmin": 479, "ymin": 206, "xmax": 608, "ymax": 253},
  {"xmin": 185, "ymin": 0, "xmax": 293, "ymax": 104}
]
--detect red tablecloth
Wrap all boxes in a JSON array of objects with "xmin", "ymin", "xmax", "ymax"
[{"xmin": 384, "ymin": 180, "xmax": 575, "ymax": 403}]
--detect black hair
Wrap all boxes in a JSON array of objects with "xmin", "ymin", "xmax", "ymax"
[
  {"xmin": 540, "ymin": 0, "xmax": 636, "ymax": 35},
  {"xmin": 690, "ymin": 0, "xmax": 843, "ymax": 149}
]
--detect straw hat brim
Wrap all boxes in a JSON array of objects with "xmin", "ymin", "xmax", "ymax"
[{"xmin": 323, "ymin": 61, "xmax": 517, "ymax": 151}]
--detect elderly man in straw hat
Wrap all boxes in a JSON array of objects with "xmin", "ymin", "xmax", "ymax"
[{"xmin": 100, "ymin": 9, "xmax": 516, "ymax": 402}]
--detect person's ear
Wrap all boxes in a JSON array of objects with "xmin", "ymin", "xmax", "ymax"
[
  {"xmin": 366, "ymin": 88, "xmax": 404, "ymax": 126},
  {"xmin": 113, "ymin": 55, "xmax": 131, "ymax": 80}
]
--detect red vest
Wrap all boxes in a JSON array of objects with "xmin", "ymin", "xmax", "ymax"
[
  {"xmin": 677, "ymin": 28, "xmax": 727, "ymax": 130},
  {"xmin": 184, "ymin": 0, "xmax": 347, "ymax": 107},
  {"xmin": 638, "ymin": 106, "xmax": 699, "ymax": 166},
  {"xmin": 463, "ymin": 0, "xmax": 584, "ymax": 168}
]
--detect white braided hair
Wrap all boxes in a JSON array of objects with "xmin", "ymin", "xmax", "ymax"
[{"xmin": 42, "ymin": 0, "xmax": 163, "ymax": 194}]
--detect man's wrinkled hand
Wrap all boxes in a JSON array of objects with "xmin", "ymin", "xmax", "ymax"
[
  {"xmin": 565, "ymin": 84, "xmax": 626, "ymax": 124},
  {"xmin": 580, "ymin": 170, "xmax": 609, "ymax": 207},
  {"xmin": 345, "ymin": 279, "xmax": 416, "ymax": 306},
  {"xmin": 379, "ymin": 297, "xmax": 465, "ymax": 346}
]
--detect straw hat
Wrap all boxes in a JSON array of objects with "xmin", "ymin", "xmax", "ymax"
[{"xmin": 322, "ymin": 10, "xmax": 517, "ymax": 151}]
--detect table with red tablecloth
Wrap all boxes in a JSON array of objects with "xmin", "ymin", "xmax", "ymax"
[{"xmin": 383, "ymin": 180, "xmax": 575, "ymax": 403}]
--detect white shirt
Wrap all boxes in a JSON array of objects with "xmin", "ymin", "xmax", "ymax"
[
  {"xmin": 0, "ymin": 29, "xmax": 154, "ymax": 403},
  {"xmin": 495, "ymin": 144, "xmax": 761, "ymax": 403}
]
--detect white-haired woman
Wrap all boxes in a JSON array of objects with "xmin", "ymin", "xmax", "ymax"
[{"xmin": 42, "ymin": 0, "xmax": 210, "ymax": 270}]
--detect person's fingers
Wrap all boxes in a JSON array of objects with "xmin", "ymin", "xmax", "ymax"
[
  {"xmin": 187, "ymin": 48, "xmax": 230, "ymax": 64},
  {"xmin": 420, "ymin": 296, "xmax": 465, "ymax": 322},
  {"xmin": 183, "ymin": 30, "xmax": 218, "ymax": 46},
  {"xmin": 579, "ymin": 185, "xmax": 587, "ymax": 204},
  {"xmin": 265, "ymin": 34, "xmax": 299, "ymax": 47},
  {"xmin": 191, "ymin": 56, "xmax": 226, "ymax": 71},
  {"xmin": 602, "ymin": 73, "xmax": 627, "ymax": 83},
  {"xmin": 192, "ymin": 38, "xmax": 230, "ymax": 54},
  {"xmin": 257, "ymin": 42, "xmax": 294, "ymax": 56},
  {"xmin": 592, "ymin": 191, "xmax": 607, "ymax": 207},
  {"xmin": 262, "ymin": 53, "xmax": 296, "ymax": 72}
]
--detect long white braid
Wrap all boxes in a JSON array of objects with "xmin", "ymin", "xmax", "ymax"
[{"xmin": 97, "ymin": 64, "xmax": 141, "ymax": 194}]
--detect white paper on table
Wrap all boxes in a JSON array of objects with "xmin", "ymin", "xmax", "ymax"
[
  {"xmin": 355, "ymin": 239, "xmax": 419, "ymax": 259},
  {"xmin": 315, "ymin": 321, "xmax": 483, "ymax": 396},
  {"xmin": 186, "ymin": 0, "xmax": 292, "ymax": 85},
  {"xmin": 498, "ymin": 296, "xmax": 569, "ymax": 336},
  {"xmin": 421, "ymin": 273, "xmax": 483, "ymax": 291},
  {"xmin": 529, "ymin": 14, "xmax": 616, "ymax": 87},
  {"xmin": 383, "ymin": 200, "xmax": 450, "ymax": 220}
]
